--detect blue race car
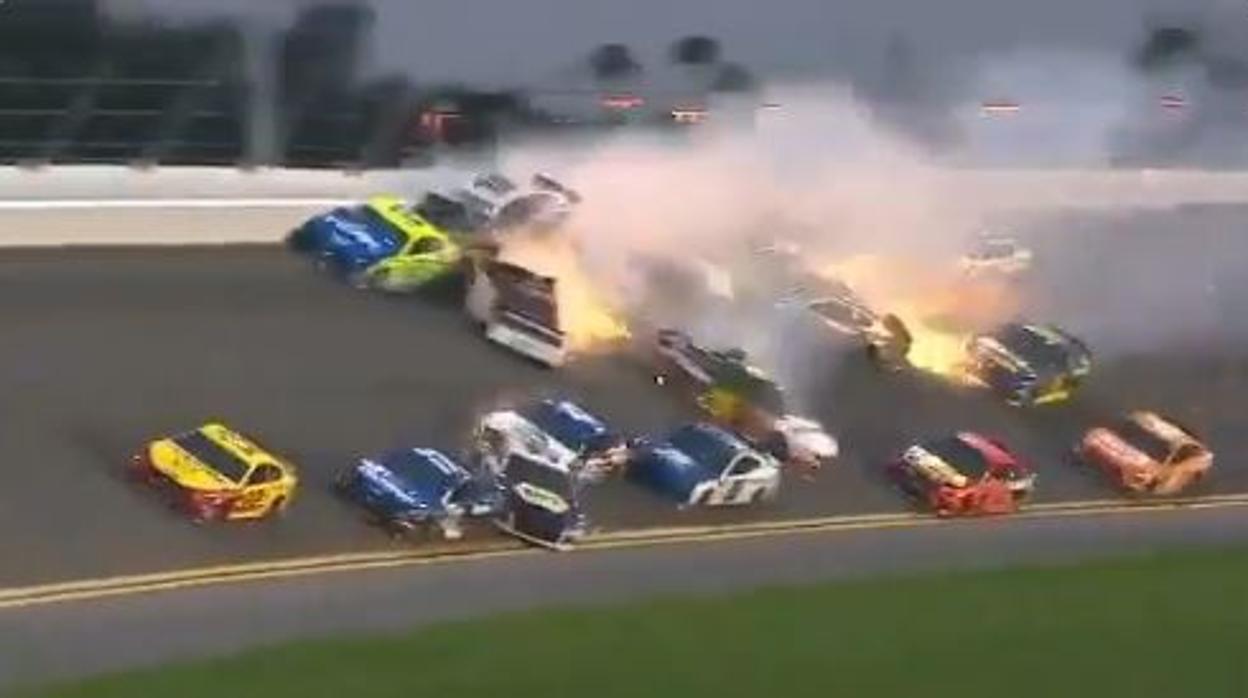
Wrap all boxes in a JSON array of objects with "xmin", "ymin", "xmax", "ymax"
[
  {"xmin": 627, "ymin": 423, "xmax": 782, "ymax": 507},
  {"xmin": 334, "ymin": 447, "xmax": 506, "ymax": 540}
]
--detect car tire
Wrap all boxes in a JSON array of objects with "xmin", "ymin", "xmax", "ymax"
[
  {"xmin": 266, "ymin": 496, "xmax": 288, "ymax": 520},
  {"xmin": 333, "ymin": 468, "xmax": 354, "ymax": 493},
  {"xmin": 286, "ymin": 226, "xmax": 312, "ymax": 251},
  {"xmin": 349, "ymin": 269, "xmax": 380, "ymax": 291}
]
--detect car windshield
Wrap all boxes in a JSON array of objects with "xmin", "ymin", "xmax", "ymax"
[
  {"xmin": 996, "ymin": 325, "xmax": 1071, "ymax": 367},
  {"xmin": 923, "ymin": 436, "xmax": 989, "ymax": 478},
  {"xmin": 667, "ymin": 425, "xmax": 740, "ymax": 472},
  {"xmin": 809, "ymin": 298, "xmax": 876, "ymax": 330},
  {"xmin": 523, "ymin": 402, "xmax": 611, "ymax": 452},
  {"xmin": 341, "ymin": 206, "xmax": 405, "ymax": 254},
  {"xmin": 414, "ymin": 193, "xmax": 484, "ymax": 233},
  {"xmin": 173, "ymin": 430, "xmax": 252, "ymax": 483},
  {"xmin": 505, "ymin": 455, "xmax": 574, "ymax": 499},
  {"xmin": 971, "ymin": 240, "xmax": 1014, "ymax": 259},
  {"xmin": 1113, "ymin": 420, "xmax": 1173, "ymax": 462},
  {"xmin": 383, "ymin": 450, "xmax": 467, "ymax": 495}
]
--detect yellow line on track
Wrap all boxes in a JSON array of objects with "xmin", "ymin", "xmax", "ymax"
[{"xmin": 2, "ymin": 492, "xmax": 1245, "ymax": 611}]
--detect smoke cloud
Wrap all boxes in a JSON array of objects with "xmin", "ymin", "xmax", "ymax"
[{"xmin": 488, "ymin": 74, "xmax": 1245, "ymax": 412}]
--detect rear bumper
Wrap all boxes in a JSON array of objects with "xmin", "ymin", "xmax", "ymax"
[{"xmin": 485, "ymin": 322, "xmax": 567, "ymax": 367}]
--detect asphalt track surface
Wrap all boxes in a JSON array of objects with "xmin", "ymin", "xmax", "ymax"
[
  {"xmin": 0, "ymin": 204, "xmax": 1246, "ymax": 592},
  {"xmin": 2, "ymin": 506, "xmax": 1245, "ymax": 689}
]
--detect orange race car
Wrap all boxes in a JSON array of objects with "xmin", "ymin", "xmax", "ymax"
[{"xmin": 1076, "ymin": 411, "xmax": 1213, "ymax": 495}]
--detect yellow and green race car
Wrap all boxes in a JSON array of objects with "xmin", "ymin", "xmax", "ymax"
[
  {"xmin": 130, "ymin": 422, "xmax": 299, "ymax": 523},
  {"xmin": 287, "ymin": 173, "xmax": 578, "ymax": 293},
  {"xmin": 287, "ymin": 195, "xmax": 474, "ymax": 292}
]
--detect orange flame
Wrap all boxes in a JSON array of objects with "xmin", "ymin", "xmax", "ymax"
[
  {"xmin": 495, "ymin": 235, "xmax": 630, "ymax": 353},
  {"xmin": 814, "ymin": 253, "xmax": 1018, "ymax": 383}
]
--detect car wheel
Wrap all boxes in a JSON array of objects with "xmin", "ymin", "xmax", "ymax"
[
  {"xmin": 286, "ymin": 226, "xmax": 312, "ymax": 251},
  {"xmin": 349, "ymin": 269, "xmax": 381, "ymax": 290},
  {"xmin": 266, "ymin": 496, "xmax": 288, "ymax": 520},
  {"xmin": 333, "ymin": 468, "xmax": 354, "ymax": 493}
]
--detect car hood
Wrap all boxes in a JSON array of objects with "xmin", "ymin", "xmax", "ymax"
[
  {"xmin": 356, "ymin": 460, "xmax": 432, "ymax": 511},
  {"xmin": 308, "ymin": 211, "xmax": 397, "ymax": 264}
]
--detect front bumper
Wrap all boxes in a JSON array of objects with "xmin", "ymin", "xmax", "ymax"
[{"xmin": 130, "ymin": 452, "xmax": 231, "ymax": 522}]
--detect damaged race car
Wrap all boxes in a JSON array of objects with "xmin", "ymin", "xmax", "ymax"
[
  {"xmin": 334, "ymin": 447, "xmax": 506, "ymax": 540},
  {"xmin": 1076, "ymin": 411, "xmax": 1213, "ymax": 495},
  {"xmin": 287, "ymin": 195, "xmax": 468, "ymax": 292},
  {"xmin": 626, "ymin": 422, "xmax": 783, "ymax": 507},
  {"xmin": 887, "ymin": 432, "xmax": 1036, "ymax": 517},
  {"xmin": 472, "ymin": 398, "xmax": 629, "ymax": 483},
  {"xmin": 465, "ymin": 256, "xmax": 567, "ymax": 367},
  {"xmin": 801, "ymin": 287, "xmax": 914, "ymax": 372},
  {"xmin": 957, "ymin": 233, "xmax": 1033, "ymax": 277},
  {"xmin": 963, "ymin": 322, "xmax": 1092, "ymax": 406},
  {"xmin": 652, "ymin": 329, "xmax": 838, "ymax": 476},
  {"xmin": 494, "ymin": 451, "xmax": 590, "ymax": 551},
  {"xmin": 416, "ymin": 172, "xmax": 581, "ymax": 237}
]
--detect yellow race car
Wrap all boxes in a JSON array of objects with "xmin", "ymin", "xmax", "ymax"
[{"xmin": 131, "ymin": 423, "xmax": 298, "ymax": 523}]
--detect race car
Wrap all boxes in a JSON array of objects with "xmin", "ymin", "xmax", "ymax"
[
  {"xmin": 473, "ymin": 398, "xmax": 628, "ymax": 483},
  {"xmin": 464, "ymin": 257, "xmax": 567, "ymax": 367},
  {"xmin": 287, "ymin": 195, "xmax": 467, "ymax": 292},
  {"xmin": 653, "ymin": 329, "xmax": 839, "ymax": 475},
  {"xmin": 887, "ymin": 432, "xmax": 1036, "ymax": 517},
  {"xmin": 627, "ymin": 422, "xmax": 782, "ymax": 507},
  {"xmin": 963, "ymin": 322, "xmax": 1092, "ymax": 406},
  {"xmin": 494, "ymin": 451, "xmax": 590, "ymax": 551},
  {"xmin": 130, "ymin": 423, "xmax": 298, "ymax": 523},
  {"xmin": 416, "ymin": 172, "xmax": 581, "ymax": 236},
  {"xmin": 334, "ymin": 447, "xmax": 506, "ymax": 540},
  {"xmin": 1076, "ymin": 411, "xmax": 1213, "ymax": 495},
  {"xmin": 801, "ymin": 288, "xmax": 914, "ymax": 371},
  {"xmin": 958, "ymin": 234, "xmax": 1033, "ymax": 276}
]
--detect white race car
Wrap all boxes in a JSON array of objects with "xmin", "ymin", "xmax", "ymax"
[
  {"xmin": 465, "ymin": 257, "xmax": 567, "ymax": 368},
  {"xmin": 418, "ymin": 172, "xmax": 580, "ymax": 236},
  {"xmin": 958, "ymin": 234, "xmax": 1033, "ymax": 276},
  {"xmin": 472, "ymin": 398, "xmax": 629, "ymax": 483}
]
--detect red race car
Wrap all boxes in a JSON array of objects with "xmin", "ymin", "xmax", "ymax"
[
  {"xmin": 887, "ymin": 432, "xmax": 1036, "ymax": 517},
  {"xmin": 1076, "ymin": 411, "xmax": 1213, "ymax": 496}
]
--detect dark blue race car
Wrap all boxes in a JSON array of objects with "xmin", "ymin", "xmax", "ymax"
[
  {"xmin": 494, "ymin": 452, "xmax": 590, "ymax": 551},
  {"xmin": 335, "ymin": 447, "xmax": 505, "ymax": 540}
]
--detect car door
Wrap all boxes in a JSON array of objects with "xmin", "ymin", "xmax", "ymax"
[
  {"xmin": 711, "ymin": 453, "xmax": 769, "ymax": 505},
  {"xmin": 389, "ymin": 235, "xmax": 450, "ymax": 289},
  {"xmin": 232, "ymin": 462, "xmax": 286, "ymax": 519}
]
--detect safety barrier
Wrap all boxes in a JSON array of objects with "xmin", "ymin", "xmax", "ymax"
[{"xmin": 1, "ymin": 165, "xmax": 1247, "ymax": 247}]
